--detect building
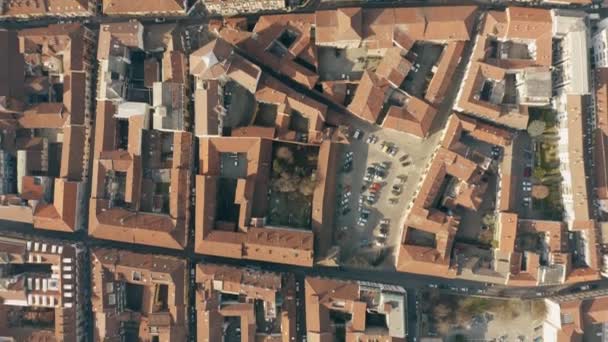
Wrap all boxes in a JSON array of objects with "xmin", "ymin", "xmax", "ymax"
[
  {"xmin": 189, "ymin": 36, "xmax": 341, "ymax": 266},
  {"xmin": 495, "ymin": 211, "xmax": 600, "ymax": 285},
  {"xmin": 552, "ymin": 10, "xmax": 590, "ymax": 96},
  {"xmin": 456, "ymin": 7, "xmax": 554, "ymax": 129},
  {"xmin": 595, "ymin": 68, "xmax": 608, "ymax": 214},
  {"xmin": 347, "ymin": 50, "xmax": 439, "ymax": 138},
  {"xmin": 396, "ymin": 113, "xmax": 513, "ymax": 277},
  {"xmin": 102, "ymin": 0, "xmax": 189, "ymax": 16},
  {"xmin": 543, "ymin": 293, "xmax": 608, "ymax": 341},
  {"xmin": 214, "ymin": 7, "xmax": 476, "ymax": 138},
  {"xmin": 89, "ymin": 22, "xmax": 193, "ymax": 249},
  {"xmin": 0, "ymin": 236, "xmax": 86, "ymax": 341},
  {"xmin": 203, "ymin": 0, "xmax": 289, "ymax": 16},
  {"xmin": 0, "ymin": 25, "xmax": 94, "ymax": 233},
  {"xmin": 305, "ymin": 276, "xmax": 407, "ymax": 341},
  {"xmin": 195, "ymin": 137, "xmax": 339, "ymax": 267},
  {"xmin": 91, "ymin": 248, "xmax": 188, "ymax": 341},
  {"xmin": 195, "ymin": 263, "xmax": 296, "ymax": 342},
  {"xmin": 0, "ymin": 0, "xmax": 95, "ymax": 19},
  {"xmin": 593, "ymin": 18, "xmax": 608, "ymax": 68},
  {"xmin": 217, "ymin": 13, "xmax": 319, "ymax": 90}
]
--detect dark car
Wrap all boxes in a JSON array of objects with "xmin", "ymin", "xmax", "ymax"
[
  {"xmin": 374, "ymin": 170, "xmax": 387, "ymax": 180},
  {"xmin": 524, "ymin": 167, "xmax": 532, "ymax": 177},
  {"xmin": 341, "ymin": 206, "xmax": 351, "ymax": 215},
  {"xmin": 343, "ymin": 160, "xmax": 353, "ymax": 172}
]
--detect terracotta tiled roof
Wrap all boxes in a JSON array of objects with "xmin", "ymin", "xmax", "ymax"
[
  {"xmin": 102, "ymin": 0, "xmax": 186, "ymax": 15},
  {"xmin": 348, "ymin": 71, "xmax": 390, "ymax": 123},
  {"xmin": 91, "ymin": 248, "xmax": 187, "ymax": 342},
  {"xmin": 315, "ymin": 8, "xmax": 363, "ymax": 45},
  {"xmin": 497, "ymin": 212, "xmax": 517, "ymax": 253},
  {"xmin": 0, "ymin": 0, "xmax": 92, "ymax": 17}
]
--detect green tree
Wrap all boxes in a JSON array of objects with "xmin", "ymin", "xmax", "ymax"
[
  {"xmin": 276, "ymin": 146, "xmax": 294, "ymax": 164},
  {"xmin": 298, "ymin": 175, "xmax": 317, "ymax": 196},
  {"xmin": 532, "ymin": 167, "xmax": 546, "ymax": 180},
  {"xmin": 273, "ymin": 159, "xmax": 285, "ymax": 175},
  {"xmin": 453, "ymin": 334, "xmax": 468, "ymax": 342}
]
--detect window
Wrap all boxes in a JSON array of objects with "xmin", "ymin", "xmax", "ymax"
[
  {"xmin": 132, "ymin": 271, "xmax": 142, "ymax": 281},
  {"xmin": 33, "ymin": 177, "xmax": 42, "ymax": 185}
]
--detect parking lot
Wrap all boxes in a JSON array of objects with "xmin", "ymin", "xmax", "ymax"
[
  {"xmin": 333, "ymin": 117, "xmax": 446, "ymax": 268},
  {"xmin": 331, "ymin": 34, "xmax": 475, "ymax": 269}
]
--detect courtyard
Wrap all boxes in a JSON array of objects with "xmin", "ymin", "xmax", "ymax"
[
  {"xmin": 529, "ymin": 108, "xmax": 564, "ymax": 221},
  {"xmin": 266, "ymin": 142, "xmax": 318, "ymax": 229}
]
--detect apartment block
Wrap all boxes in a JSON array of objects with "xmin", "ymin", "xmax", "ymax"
[
  {"xmin": 88, "ymin": 21, "xmax": 193, "ymax": 249},
  {"xmin": 543, "ymin": 293, "xmax": 608, "ymax": 341},
  {"xmin": 396, "ymin": 113, "xmax": 514, "ymax": 278},
  {"xmin": 456, "ymin": 7, "xmax": 554, "ymax": 129},
  {"xmin": 593, "ymin": 18, "xmax": 608, "ymax": 68},
  {"xmin": 0, "ymin": 236, "xmax": 86, "ymax": 341},
  {"xmin": 203, "ymin": 0, "xmax": 288, "ymax": 16},
  {"xmin": 195, "ymin": 264, "xmax": 296, "ymax": 341},
  {"xmin": 102, "ymin": 0, "xmax": 188, "ymax": 16},
  {"xmin": 0, "ymin": 0, "xmax": 95, "ymax": 19},
  {"xmin": 0, "ymin": 25, "xmax": 94, "ymax": 232},
  {"xmin": 190, "ymin": 38, "xmax": 341, "ymax": 266},
  {"xmin": 305, "ymin": 276, "xmax": 407, "ymax": 341},
  {"xmin": 91, "ymin": 248, "xmax": 188, "ymax": 341},
  {"xmin": 214, "ymin": 6, "xmax": 476, "ymax": 138}
]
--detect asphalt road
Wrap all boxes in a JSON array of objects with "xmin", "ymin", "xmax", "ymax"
[{"xmin": 0, "ymin": 219, "xmax": 607, "ymax": 342}]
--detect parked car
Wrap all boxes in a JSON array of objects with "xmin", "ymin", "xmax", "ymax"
[
  {"xmin": 352, "ymin": 129, "xmax": 364, "ymax": 140},
  {"xmin": 391, "ymin": 184, "xmax": 402, "ymax": 195},
  {"xmin": 343, "ymin": 160, "xmax": 352, "ymax": 172},
  {"xmin": 374, "ymin": 170, "xmax": 387, "ymax": 180},
  {"xmin": 374, "ymin": 237, "xmax": 386, "ymax": 247},
  {"xmin": 360, "ymin": 208, "xmax": 371, "ymax": 217},
  {"xmin": 524, "ymin": 167, "xmax": 532, "ymax": 177},
  {"xmin": 375, "ymin": 229, "xmax": 387, "ymax": 238},
  {"xmin": 389, "ymin": 146, "xmax": 398, "ymax": 156},
  {"xmin": 343, "ymin": 152, "xmax": 354, "ymax": 172},
  {"xmin": 491, "ymin": 146, "xmax": 501, "ymax": 159}
]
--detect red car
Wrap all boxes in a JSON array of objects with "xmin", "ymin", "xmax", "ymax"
[
  {"xmin": 524, "ymin": 167, "xmax": 532, "ymax": 178},
  {"xmin": 370, "ymin": 182, "xmax": 382, "ymax": 191}
]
